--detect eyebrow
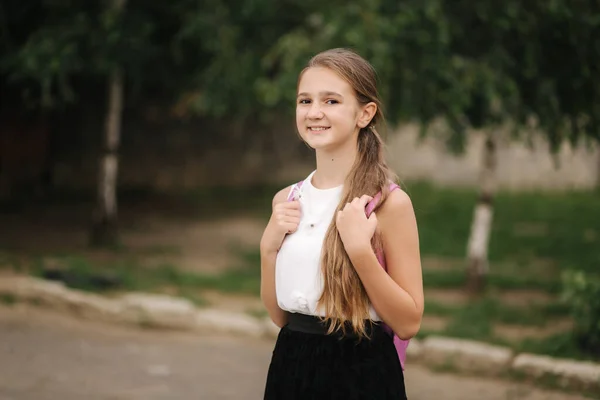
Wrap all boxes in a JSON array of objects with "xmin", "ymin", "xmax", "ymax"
[{"xmin": 297, "ymin": 91, "xmax": 343, "ymax": 98}]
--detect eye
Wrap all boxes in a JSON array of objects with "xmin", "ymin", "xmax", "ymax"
[
  {"xmin": 325, "ymin": 99, "xmax": 339, "ymax": 105},
  {"xmin": 298, "ymin": 98, "xmax": 311, "ymax": 105}
]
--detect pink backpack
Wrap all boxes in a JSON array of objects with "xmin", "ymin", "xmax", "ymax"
[{"xmin": 287, "ymin": 181, "xmax": 410, "ymax": 370}]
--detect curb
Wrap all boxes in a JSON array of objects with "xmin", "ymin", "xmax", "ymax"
[{"xmin": 1, "ymin": 276, "xmax": 599, "ymax": 393}]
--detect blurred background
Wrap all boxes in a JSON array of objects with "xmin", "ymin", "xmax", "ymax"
[{"xmin": 0, "ymin": 1, "xmax": 599, "ymax": 399}]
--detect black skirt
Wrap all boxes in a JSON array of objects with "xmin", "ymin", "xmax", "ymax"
[{"xmin": 264, "ymin": 313, "xmax": 407, "ymax": 400}]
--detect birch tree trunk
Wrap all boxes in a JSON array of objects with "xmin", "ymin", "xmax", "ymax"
[
  {"xmin": 90, "ymin": 0, "xmax": 126, "ymax": 246},
  {"xmin": 596, "ymin": 148, "xmax": 600, "ymax": 188},
  {"xmin": 466, "ymin": 133, "xmax": 497, "ymax": 294}
]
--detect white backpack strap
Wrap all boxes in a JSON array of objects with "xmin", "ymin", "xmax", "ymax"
[{"xmin": 286, "ymin": 180, "xmax": 304, "ymax": 202}]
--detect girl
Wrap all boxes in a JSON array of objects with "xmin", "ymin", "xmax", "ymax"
[{"xmin": 260, "ymin": 48, "xmax": 423, "ymax": 399}]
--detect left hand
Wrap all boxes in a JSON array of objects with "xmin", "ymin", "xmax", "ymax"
[{"xmin": 336, "ymin": 195, "xmax": 377, "ymax": 257}]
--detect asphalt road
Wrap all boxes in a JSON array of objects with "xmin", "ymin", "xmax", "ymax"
[{"xmin": 0, "ymin": 305, "xmax": 594, "ymax": 400}]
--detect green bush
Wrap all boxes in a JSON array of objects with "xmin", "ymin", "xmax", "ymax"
[{"xmin": 562, "ymin": 270, "xmax": 600, "ymax": 355}]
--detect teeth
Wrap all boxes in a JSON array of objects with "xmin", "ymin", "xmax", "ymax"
[{"xmin": 309, "ymin": 127, "xmax": 329, "ymax": 131}]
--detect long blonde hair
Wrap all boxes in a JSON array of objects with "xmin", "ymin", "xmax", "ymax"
[{"xmin": 299, "ymin": 48, "xmax": 397, "ymax": 337}]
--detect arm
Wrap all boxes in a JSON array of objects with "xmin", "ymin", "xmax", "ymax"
[
  {"xmin": 348, "ymin": 190, "xmax": 424, "ymax": 339},
  {"xmin": 260, "ymin": 250, "xmax": 287, "ymax": 327},
  {"xmin": 260, "ymin": 186, "xmax": 294, "ymax": 328}
]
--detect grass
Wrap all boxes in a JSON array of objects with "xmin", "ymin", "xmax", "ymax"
[
  {"xmin": 398, "ymin": 181, "xmax": 599, "ymax": 361},
  {"xmin": 419, "ymin": 267, "xmax": 594, "ymax": 361},
  {"xmin": 0, "ymin": 293, "xmax": 16, "ymax": 306},
  {"xmin": 422, "ymin": 269, "xmax": 562, "ymax": 292},
  {"xmin": 405, "ymin": 181, "xmax": 600, "ymax": 276},
  {"xmin": 420, "ymin": 298, "xmax": 595, "ymax": 361},
  {"xmin": 425, "ymin": 297, "xmax": 570, "ymax": 326},
  {"xmin": 1, "ymin": 180, "xmax": 599, "ymax": 362},
  {"xmin": 0, "ymin": 252, "xmax": 262, "ymax": 308},
  {"xmin": 186, "ymin": 179, "xmax": 600, "ymax": 279}
]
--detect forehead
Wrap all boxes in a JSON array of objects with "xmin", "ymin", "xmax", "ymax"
[{"xmin": 298, "ymin": 67, "xmax": 354, "ymax": 96}]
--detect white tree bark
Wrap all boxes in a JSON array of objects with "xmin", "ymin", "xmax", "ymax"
[
  {"xmin": 91, "ymin": 0, "xmax": 126, "ymax": 246},
  {"xmin": 466, "ymin": 134, "xmax": 497, "ymax": 292},
  {"xmin": 596, "ymin": 149, "xmax": 600, "ymax": 188},
  {"xmin": 467, "ymin": 202, "xmax": 493, "ymax": 273}
]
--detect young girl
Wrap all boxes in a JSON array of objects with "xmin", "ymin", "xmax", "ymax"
[{"xmin": 260, "ymin": 48, "xmax": 424, "ymax": 399}]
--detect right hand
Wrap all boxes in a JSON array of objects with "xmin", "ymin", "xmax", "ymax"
[{"xmin": 261, "ymin": 200, "xmax": 302, "ymax": 254}]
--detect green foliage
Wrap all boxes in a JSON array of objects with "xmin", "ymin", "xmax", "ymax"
[
  {"xmin": 1, "ymin": 1, "xmax": 183, "ymax": 108},
  {"xmin": 562, "ymin": 270, "xmax": 600, "ymax": 354},
  {"xmin": 1, "ymin": 0, "xmax": 599, "ymax": 149}
]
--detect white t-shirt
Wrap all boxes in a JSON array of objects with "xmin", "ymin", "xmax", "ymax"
[{"xmin": 275, "ymin": 171, "xmax": 380, "ymax": 320}]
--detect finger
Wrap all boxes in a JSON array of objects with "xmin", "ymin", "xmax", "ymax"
[
  {"xmin": 279, "ymin": 216, "xmax": 300, "ymax": 224},
  {"xmin": 282, "ymin": 209, "xmax": 302, "ymax": 218},
  {"xmin": 358, "ymin": 194, "xmax": 374, "ymax": 207},
  {"xmin": 283, "ymin": 223, "xmax": 295, "ymax": 233},
  {"xmin": 368, "ymin": 211, "xmax": 377, "ymax": 223},
  {"xmin": 283, "ymin": 216, "xmax": 300, "ymax": 225},
  {"xmin": 278, "ymin": 216, "xmax": 300, "ymax": 226},
  {"xmin": 278, "ymin": 201, "xmax": 300, "ymax": 212},
  {"xmin": 284, "ymin": 222, "xmax": 299, "ymax": 233},
  {"xmin": 285, "ymin": 200, "xmax": 301, "ymax": 209},
  {"xmin": 277, "ymin": 203, "xmax": 301, "ymax": 213},
  {"xmin": 276, "ymin": 204, "xmax": 301, "ymax": 218}
]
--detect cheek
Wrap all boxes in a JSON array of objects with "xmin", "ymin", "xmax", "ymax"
[
  {"xmin": 295, "ymin": 108, "xmax": 304, "ymax": 128},
  {"xmin": 335, "ymin": 106, "xmax": 356, "ymax": 121},
  {"xmin": 334, "ymin": 109, "xmax": 358, "ymax": 130},
  {"xmin": 296, "ymin": 108, "xmax": 308, "ymax": 139}
]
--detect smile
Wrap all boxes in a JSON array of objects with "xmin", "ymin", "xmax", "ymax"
[{"xmin": 308, "ymin": 127, "xmax": 330, "ymax": 132}]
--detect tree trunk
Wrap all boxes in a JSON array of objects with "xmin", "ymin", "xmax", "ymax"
[
  {"xmin": 596, "ymin": 147, "xmax": 600, "ymax": 188},
  {"xmin": 90, "ymin": 0, "xmax": 126, "ymax": 247},
  {"xmin": 466, "ymin": 133, "xmax": 497, "ymax": 294}
]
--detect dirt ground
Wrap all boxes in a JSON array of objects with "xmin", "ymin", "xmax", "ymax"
[{"xmin": 0, "ymin": 202, "xmax": 266, "ymax": 275}]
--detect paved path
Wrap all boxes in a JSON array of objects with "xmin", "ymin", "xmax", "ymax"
[{"xmin": 0, "ymin": 305, "xmax": 594, "ymax": 400}]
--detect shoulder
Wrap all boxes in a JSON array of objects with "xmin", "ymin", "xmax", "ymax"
[
  {"xmin": 384, "ymin": 186, "xmax": 413, "ymax": 209},
  {"xmin": 378, "ymin": 187, "xmax": 416, "ymax": 225},
  {"xmin": 272, "ymin": 185, "xmax": 294, "ymax": 208}
]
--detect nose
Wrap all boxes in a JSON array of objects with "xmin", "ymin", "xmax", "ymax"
[{"xmin": 306, "ymin": 103, "xmax": 324, "ymax": 120}]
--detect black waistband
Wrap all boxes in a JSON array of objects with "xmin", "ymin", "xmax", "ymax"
[{"xmin": 285, "ymin": 312, "xmax": 383, "ymax": 338}]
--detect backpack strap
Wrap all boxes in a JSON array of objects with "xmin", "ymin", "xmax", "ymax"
[
  {"xmin": 366, "ymin": 183, "xmax": 400, "ymax": 218},
  {"xmin": 367, "ymin": 183, "xmax": 401, "ymax": 270},
  {"xmin": 286, "ymin": 180, "xmax": 304, "ymax": 202}
]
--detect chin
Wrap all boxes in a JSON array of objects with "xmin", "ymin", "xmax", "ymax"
[
  {"xmin": 304, "ymin": 140, "xmax": 334, "ymax": 151},
  {"xmin": 298, "ymin": 135, "xmax": 323, "ymax": 149}
]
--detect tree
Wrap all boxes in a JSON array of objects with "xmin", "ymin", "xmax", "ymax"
[
  {"xmin": 1, "ymin": 0, "xmax": 200, "ymax": 246},
  {"xmin": 447, "ymin": 1, "xmax": 600, "ymax": 292},
  {"xmin": 90, "ymin": 0, "xmax": 126, "ymax": 247},
  {"xmin": 380, "ymin": 0, "xmax": 600, "ymax": 293},
  {"xmin": 2, "ymin": 0, "xmax": 599, "ymax": 260},
  {"xmin": 258, "ymin": 0, "xmax": 600, "ymax": 292}
]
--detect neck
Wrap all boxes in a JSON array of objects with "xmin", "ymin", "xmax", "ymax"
[{"xmin": 312, "ymin": 138, "xmax": 358, "ymax": 189}]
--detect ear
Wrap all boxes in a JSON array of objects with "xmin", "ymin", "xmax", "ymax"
[{"xmin": 357, "ymin": 102, "xmax": 377, "ymax": 128}]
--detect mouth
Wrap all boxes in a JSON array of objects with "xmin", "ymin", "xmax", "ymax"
[{"xmin": 307, "ymin": 126, "xmax": 330, "ymax": 133}]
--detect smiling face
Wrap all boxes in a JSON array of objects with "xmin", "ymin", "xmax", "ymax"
[{"xmin": 296, "ymin": 67, "xmax": 374, "ymax": 151}]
